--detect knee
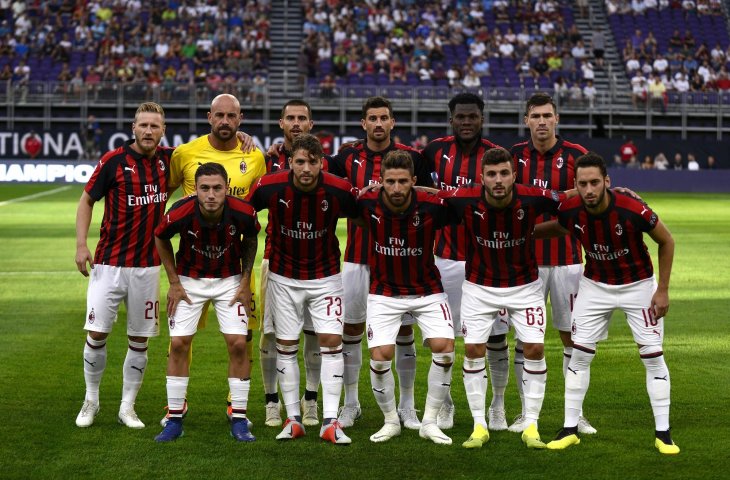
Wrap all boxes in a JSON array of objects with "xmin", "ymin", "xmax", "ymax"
[
  {"xmin": 228, "ymin": 336, "xmax": 248, "ymax": 358},
  {"xmin": 170, "ymin": 338, "xmax": 191, "ymax": 358},
  {"xmin": 465, "ymin": 343, "xmax": 486, "ymax": 359},
  {"xmin": 88, "ymin": 331, "xmax": 108, "ymax": 342},
  {"xmin": 522, "ymin": 343, "xmax": 544, "ymax": 360}
]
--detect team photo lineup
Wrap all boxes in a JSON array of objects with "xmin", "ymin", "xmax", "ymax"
[{"xmin": 73, "ymin": 91, "xmax": 679, "ymax": 454}]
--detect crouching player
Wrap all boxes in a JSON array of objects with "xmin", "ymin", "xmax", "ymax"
[
  {"xmin": 540, "ymin": 153, "xmax": 679, "ymax": 454},
  {"xmin": 247, "ymin": 134, "xmax": 360, "ymax": 444},
  {"xmin": 154, "ymin": 162, "xmax": 259, "ymax": 442},
  {"xmin": 359, "ymin": 150, "xmax": 456, "ymax": 445}
]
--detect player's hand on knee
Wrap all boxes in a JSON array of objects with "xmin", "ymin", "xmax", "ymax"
[
  {"xmin": 167, "ymin": 282, "xmax": 191, "ymax": 317},
  {"xmin": 75, "ymin": 247, "xmax": 94, "ymax": 276}
]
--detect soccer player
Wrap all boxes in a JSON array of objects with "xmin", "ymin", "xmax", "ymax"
[
  {"xmin": 421, "ymin": 92, "xmax": 502, "ymax": 430},
  {"xmin": 247, "ymin": 134, "xmax": 359, "ymax": 444},
  {"xmin": 260, "ymin": 100, "xmax": 323, "ymax": 427},
  {"xmin": 499, "ymin": 92, "xmax": 596, "ymax": 435},
  {"xmin": 330, "ymin": 96, "xmax": 433, "ymax": 430},
  {"xmin": 539, "ymin": 153, "xmax": 678, "ymax": 455},
  {"xmin": 359, "ymin": 150, "xmax": 455, "ymax": 445},
  {"xmin": 161, "ymin": 93, "xmax": 266, "ymax": 426},
  {"xmin": 74, "ymin": 102, "xmax": 171, "ymax": 429},
  {"xmin": 153, "ymin": 163, "xmax": 260, "ymax": 442},
  {"xmin": 441, "ymin": 147, "xmax": 570, "ymax": 450}
]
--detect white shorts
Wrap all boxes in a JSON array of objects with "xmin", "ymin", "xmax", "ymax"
[
  {"xmin": 461, "ymin": 279, "xmax": 546, "ymax": 345},
  {"xmin": 435, "ymin": 256, "xmax": 465, "ymax": 337},
  {"xmin": 343, "ymin": 262, "xmax": 368, "ymax": 324},
  {"xmin": 168, "ymin": 275, "xmax": 249, "ymax": 337},
  {"xmin": 84, "ymin": 264, "xmax": 160, "ymax": 337},
  {"xmin": 266, "ymin": 272, "xmax": 345, "ymax": 341},
  {"xmin": 261, "ymin": 259, "xmax": 315, "ymax": 335},
  {"xmin": 366, "ymin": 293, "xmax": 454, "ymax": 349},
  {"xmin": 571, "ymin": 276, "xmax": 664, "ymax": 347},
  {"xmin": 539, "ymin": 264, "xmax": 583, "ymax": 331}
]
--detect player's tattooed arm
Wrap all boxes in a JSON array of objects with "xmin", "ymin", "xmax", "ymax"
[
  {"xmin": 155, "ymin": 236, "xmax": 191, "ymax": 317},
  {"xmin": 232, "ymin": 235, "xmax": 258, "ymax": 316}
]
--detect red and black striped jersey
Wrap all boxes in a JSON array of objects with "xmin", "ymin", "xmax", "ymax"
[
  {"xmin": 85, "ymin": 140, "xmax": 173, "ymax": 267},
  {"xmin": 422, "ymin": 135, "xmax": 501, "ymax": 261},
  {"xmin": 329, "ymin": 140, "xmax": 433, "ymax": 264},
  {"xmin": 557, "ymin": 191, "xmax": 658, "ymax": 285},
  {"xmin": 247, "ymin": 170, "xmax": 359, "ymax": 280},
  {"xmin": 358, "ymin": 190, "xmax": 451, "ymax": 296},
  {"xmin": 511, "ymin": 137, "xmax": 587, "ymax": 266},
  {"xmin": 155, "ymin": 195, "xmax": 260, "ymax": 279},
  {"xmin": 262, "ymin": 145, "xmax": 331, "ymax": 259},
  {"xmin": 441, "ymin": 184, "xmax": 564, "ymax": 288}
]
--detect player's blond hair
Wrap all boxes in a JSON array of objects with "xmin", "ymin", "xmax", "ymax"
[{"xmin": 134, "ymin": 102, "xmax": 166, "ymax": 123}]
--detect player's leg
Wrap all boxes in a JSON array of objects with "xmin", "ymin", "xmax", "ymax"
[
  {"xmin": 434, "ymin": 257, "xmax": 464, "ymax": 430},
  {"xmin": 625, "ymin": 278, "xmax": 678, "ymax": 454},
  {"xmin": 77, "ymin": 265, "xmax": 124, "ymax": 427},
  {"xmin": 214, "ymin": 274, "xmax": 255, "ymax": 441},
  {"xmin": 548, "ymin": 264, "xmax": 596, "ymax": 434},
  {"xmin": 486, "ymin": 313, "xmax": 510, "ymax": 431},
  {"xmin": 120, "ymin": 266, "xmax": 161, "ymax": 429},
  {"xmin": 508, "ymin": 337, "xmax": 527, "ymax": 432},
  {"xmin": 415, "ymin": 293, "xmax": 455, "ymax": 445},
  {"xmin": 339, "ymin": 262, "xmax": 368, "ymax": 427},
  {"xmin": 367, "ymin": 294, "xmax": 403, "ymax": 443},
  {"xmin": 460, "ymin": 281, "xmax": 498, "ymax": 449},
  {"xmin": 396, "ymin": 320, "xmax": 419, "ymax": 429},
  {"xmin": 155, "ymin": 275, "xmax": 205, "ymax": 442},
  {"xmin": 309, "ymin": 276, "xmax": 350, "ymax": 444},
  {"xmin": 301, "ymin": 323, "xmax": 321, "ymax": 427},
  {"xmin": 267, "ymin": 274, "xmax": 306, "ymax": 440},
  {"xmin": 258, "ymin": 259, "xmax": 282, "ymax": 427}
]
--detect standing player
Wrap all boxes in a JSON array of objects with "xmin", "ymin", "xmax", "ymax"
[
  {"xmin": 499, "ymin": 92, "xmax": 596, "ymax": 435},
  {"xmin": 74, "ymin": 102, "xmax": 171, "ymax": 428},
  {"xmin": 359, "ymin": 150, "xmax": 455, "ymax": 445},
  {"xmin": 161, "ymin": 93, "xmax": 266, "ymax": 426},
  {"xmin": 153, "ymin": 163, "xmax": 259, "ymax": 442},
  {"xmin": 260, "ymin": 100, "xmax": 323, "ymax": 428},
  {"xmin": 539, "ymin": 153, "xmax": 678, "ymax": 454},
  {"xmin": 421, "ymin": 92, "xmax": 504, "ymax": 430},
  {"xmin": 330, "ymin": 96, "xmax": 433, "ymax": 429},
  {"xmin": 442, "ymin": 148, "xmax": 571, "ymax": 450},
  {"xmin": 247, "ymin": 134, "xmax": 359, "ymax": 444}
]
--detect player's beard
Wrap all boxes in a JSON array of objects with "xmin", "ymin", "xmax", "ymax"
[
  {"xmin": 486, "ymin": 183, "xmax": 513, "ymax": 201},
  {"xmin": 212, "ymin": 125, "xmax": 234, "ymax": 142},
  {"xmin": 582, "ymin": 186, "xmax": 607, "ymax": 209}
]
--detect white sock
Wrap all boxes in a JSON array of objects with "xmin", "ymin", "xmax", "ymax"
[
  {"xmin": 259, "ymin": 333, "xmax": 278, "ymax": 399},
  {"xmin": 228, "ymin": 378, "xmax": 250, "ymax": 419},
  {"xmin": 514, "ymin": 341, "xmax": 525, "ymax": 415},
  {"xmin": 121, "ymin": 339, "xmax": 148, "ymax": 407},
  {"xmin": 303, "ymin": 330, "xmax": 321, "ymax": 395},
  {"xmin": 522, "ymin": 357, "xmax": 547, "ymax": 425},
  {"xmin": 83, "ymin": 335, "xmax": 107, "ymax": 403},
  {"xmin": 463, "ymin": 356, "xmax": 488, "ymax": 428},
  {"xmin": 320, "ymin": 344, "xmax": 344, "ymax": 420},
  {"xmin": 423, "ymin": 352, "xmax": 454, "ymax": 425},
  {"xmin": 342, "ymin": 332, "xmax": 363, "ymax": 407},
  {"xmin": 487, "ymin": 339, "xmax": 509, "ymax": 410},
  {"xmin": 166, "ymin": 376, "xmax": 188, "ymax": 418},
  {"xmin": 640, "ymin": 345, "xmax": 671, "ymax": 431},
  {"xmin": 370, "ymin": 359, "xmax": 397, "ymax": 423},
  {"xmin": 562, "ymin": 346, "xmax": 573, "ymax": 377},
  {"xmin": 565, "ymin": 345, "xmax": 595, "ymax": 428},
  {"xmin": 396, "ymin": 333, "xmax": 417, "ymax": 410},
  {"xmin": 276, "ymin": 343, "xmax": 300, "ymax": 418}
]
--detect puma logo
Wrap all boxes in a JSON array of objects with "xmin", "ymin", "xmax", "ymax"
[
  {"xmin": 567, "ymin": 367, "xmax": 578, "ymax": 375},
  {"xmin": 442, "ymin": 154, "xmax": 452, "ymax": 163},
  {"xmin": 124, "ymin": 165, "xmax": 136, "ymax": 173},
  {"xmin": 371, "ymin": 214, "xmax": 381, "ymax": 224},
  {"xmin": 84, "ymin": 358, "xmax": 96, "ymax": 367},
  {"xmin": 654, "ymin": 375, "xmax": 668, "ymax": 381},
  {"xmin": 475, "ymin": 211, "xmax": 486, "ymax": 220},
  {"xmin": 279, "ymin": 199, "xmax": 291, "ymax": 208},
  {"xmin": 187, "ymin": 230, "xmax": 199, "ymax": 238},
  {"xmin": 131, "ymin": 365, "xmax": 145, "ymax": 374},
  {"xmin": 276, "ymin": 368, "xmax": 285, "ymax": 374},
  {"xmin": 574, "ymin": 224, "xmax": 586, "ymax": 234},
  {"xmin": 372, "ymin": 388, "xmax": 385, "ymax": 394},
  {"xmin": 641, "ymin": 206, "xmax": 648, "ymax": 215},
  {"xmin": 518, "ymin": 158, "xmax": 528, "ymax": 166},
  {"xmin": 353, "ymin": 158, "xmax": 365, "ymax": 167}
]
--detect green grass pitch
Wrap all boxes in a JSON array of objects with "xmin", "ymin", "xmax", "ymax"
[{"xmin": 0, "ymin": 184, "xmax": 728, "ymax": 479}]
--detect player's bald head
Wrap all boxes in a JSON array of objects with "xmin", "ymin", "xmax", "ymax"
[{"xmin": 210, "ymin": 94, "xmax": 241, "ymax": 113}]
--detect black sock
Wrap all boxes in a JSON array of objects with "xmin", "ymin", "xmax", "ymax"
[
  {"xmin": 265, "ymin": 393, "xmax": 279, "ymax": 404},
  {"xmin": 655, "ymin": 429, "xmax": 673, "ymax": 444},
  {"xmin": 304, "ymin": 389, "xmax": 318, "ymax": 401}
]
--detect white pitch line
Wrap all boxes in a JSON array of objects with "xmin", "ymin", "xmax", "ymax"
[
  {"xmin": 0, "ymin": 186, "xmax": 72, "ymax": 207},
  {"xmin": 0, "ymin": 271, "xmax": 78, "ymax": 276}
]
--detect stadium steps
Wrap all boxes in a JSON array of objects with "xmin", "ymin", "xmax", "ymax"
[
  {"xmin": 268, "ymin": 0, "xmax": 304, "ymax": 98},
  {"xmin": 576, "ymin": 0, "xmax": 632, "ymax": 108}
]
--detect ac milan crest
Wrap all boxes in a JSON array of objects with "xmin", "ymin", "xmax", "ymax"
[
  {"xmin": 88, "ymin": 308, "xmax": 95, "ymax": 324},
  {"xmin": 158, "ymin": 159, "xmax": 166, "ymax": 172},
  {"xmin": 367, "ymin": 325, "xmax": 373, "ymax": 341},
  {"xmin": 516, "ymin": 209, "xmax": 524, "ymax": 220},
  {"xmin": 240, "ymin": 161, "xmax": 248, "ymax": 174},
  {"xmin": 412, "ymin": 213, "xmax": 420, "ymax": 227},
  {"xmin": 571, "ymin": 321, "xmax": 577, "ymax": 335},
  {"xmin": 169, "ymin": 317, "xmax": 175, "ymax": 329},
  {"xmin": 556, "ymin": 156, "xmax": 564, "ymax": 169},
  {"xmin": 614, "ymin": 223, "xmax": 623, "ymax": 236},
  {"xmin": 229, "ymin": 225, "xmax": 237, "ymax": 236},
  {"xmin": 461, "ymin": 323, "xmax": 467, "ymax": 337},
  {"xmin": 321, "ymin": 199, "xmax": 329, "ymax": 212}
]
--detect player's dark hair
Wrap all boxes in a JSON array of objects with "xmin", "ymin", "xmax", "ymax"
[
  {"xmin": 362, "ymin": 96, "xmax": 393, "ymax": 119},
  {"xmin": 575, "ymin": 152, "xmax": 608, "ymax": 177},
  {"xmin": 382, "ymin": 150, "xmax": 414, "ymax": 176},
  {"xmin": 281, "ymin": 99, "xmax": 312, "ymax": 119},
  {"xmin": 448, "ymin": 92, "xmax": 485, "ymax": 115},
  {"xmin": 524, "ymin": 92, "xmax": 557, "ymax": 117},
  {"xmin": 291, "ymin": 133, "xmax": 323, "ymax": 159},
  {"xmin": 134, "ymin": 102, "xmax": 165, "ymax": 122},
  {"xmin": 195, "ymin": 162, "xmax": 228, "ymax": 183},
  {"xmin": 481, "ymin": 147, "xmax": 513, "ymax": 169}
]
